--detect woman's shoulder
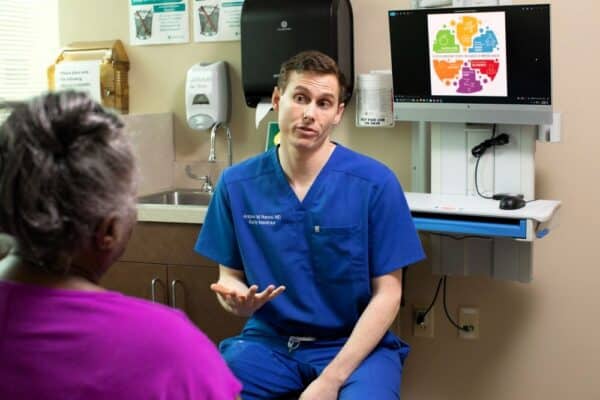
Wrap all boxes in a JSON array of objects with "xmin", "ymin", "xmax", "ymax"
[
  {"xmin": 100, "ymin": 290, "xmax": 205, "ymax": 337},
  {"xmin": 104, "ymin": 293, "xmax": 242, "ymax": 397},
  {"xmin": 74, "ymin": 291, "xmax": 241, "ymax": 399}
]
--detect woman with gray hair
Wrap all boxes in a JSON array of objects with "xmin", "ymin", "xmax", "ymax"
[{"xmin": 0, "ymin": 91, "xmax": 241, "ymax": 400}]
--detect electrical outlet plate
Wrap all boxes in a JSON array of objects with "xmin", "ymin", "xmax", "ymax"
[
  {"xmin": 458, "ymin": 307, "xmax": 480, "ymax": 339},
  {"xmin": 413, "ymin": 305, "xmax": 434, "ymax": 338}
]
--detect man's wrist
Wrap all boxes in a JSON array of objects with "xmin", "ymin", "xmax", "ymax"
[{"xmin": 319, "ymin": 367, "xmax": 348, "ymax": 388}]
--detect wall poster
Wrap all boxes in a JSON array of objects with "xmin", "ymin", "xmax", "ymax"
[
  {"xmin": 129, "ymin": 0, "xmax": 189, "ymax": 46},
  {"xmin": 192, "ymin": 0, "xmax": 244, "ymax": 42}
]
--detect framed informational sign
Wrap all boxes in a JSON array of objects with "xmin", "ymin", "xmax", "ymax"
[
  {"xmin": 192, "ymin": 0, "xmax": 244, "ymax": 42},
  {"xmin": 129, "ymin": 0, "xmax": 189, "ymax": 46}
]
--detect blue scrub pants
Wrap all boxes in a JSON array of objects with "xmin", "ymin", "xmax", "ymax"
[{"xmin": 219, "ymin": 331, "xmax": 409, "ymax": 400}]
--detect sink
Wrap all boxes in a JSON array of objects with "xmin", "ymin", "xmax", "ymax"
[{"xmin": 137, "ymin": 189, "xmax": 213, "ymax": 206}]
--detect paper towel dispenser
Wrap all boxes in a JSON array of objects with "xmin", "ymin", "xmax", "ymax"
[
  {"xmin": 241, "ymin": 0, "xmax": 354, "ymax": 108},
  {"xmin": 48, "ymin": 40, "xmax": 129, "ymax": 114}
]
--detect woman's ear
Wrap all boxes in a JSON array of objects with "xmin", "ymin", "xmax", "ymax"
[{"xmin": 95, "ymin": 215, "xmax": 119, "ymax": 251}]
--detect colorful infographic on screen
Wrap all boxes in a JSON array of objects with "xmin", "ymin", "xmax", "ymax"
[{"xmin": 427, "ymin": 11, "xmax": 507, "ymax": 97}]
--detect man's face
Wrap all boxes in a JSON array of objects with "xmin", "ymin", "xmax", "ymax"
[{"xmin": 272, "ymin": 71, "xmax": 345, "ymax": 152}]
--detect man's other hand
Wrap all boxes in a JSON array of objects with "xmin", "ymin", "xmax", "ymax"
[{"xmin": 210, "ymin": 283, "xmax": 286, "ymax": 317}]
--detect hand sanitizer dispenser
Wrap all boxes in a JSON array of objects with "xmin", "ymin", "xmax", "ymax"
[{"xmin": 185, "ymin": 61, "xmax": 230, "ymax": 130}]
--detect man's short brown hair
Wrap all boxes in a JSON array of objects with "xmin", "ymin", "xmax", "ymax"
[{"xmin": 277, "ymin": 50, "xmax": 348, "ymax": 104}]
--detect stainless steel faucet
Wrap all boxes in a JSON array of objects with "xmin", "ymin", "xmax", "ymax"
[
  {"xmin": 208, "ymin": 123, "xmax": 217, "ymax": 162},
  {"xmin": 208, "ymin": 123, "xmax": 232, "ymax": 166},
  {"xmin": 198, "ymin": 175, "xmax": 213, "ymax": 193},
  {"xmin": 184, "ymin": 165, "xmax": 214, "ymax": 194}
]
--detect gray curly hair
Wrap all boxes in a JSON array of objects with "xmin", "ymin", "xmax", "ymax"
[{"xmin": 0, "ymin": 91, "xmax": 137, "ymax": 272}]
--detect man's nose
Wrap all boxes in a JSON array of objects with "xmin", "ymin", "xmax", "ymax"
[{"xmin": 303, "ymin": 103, "xmax": 316, "ymax": 121}]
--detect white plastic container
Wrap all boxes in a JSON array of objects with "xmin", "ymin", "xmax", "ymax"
[
  {"xmin": 185, "ymin": 61, "xmax": 230, "ymax": 130},
  {"xmin": 355, "ymin": 71, "xmax": 395, "ymax": 128}
]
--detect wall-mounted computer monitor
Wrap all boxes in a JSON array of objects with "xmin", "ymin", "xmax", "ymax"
[{"xmin": 388, "ymin": 4, "xmax": 551, "ymax": 125}]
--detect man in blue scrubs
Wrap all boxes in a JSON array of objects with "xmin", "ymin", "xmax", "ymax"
[{"xmin": 195, "ymin": 50, "xmax": 425, "ymax": 400}]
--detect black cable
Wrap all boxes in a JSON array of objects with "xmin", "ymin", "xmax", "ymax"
[
  {"xmin": 471, "ymin": 123, "xmax": 496, "ymax": 157},
  {"xmin": 474, "ymin": 154, "xmax": 493, "ymax": 199},
  {"xmin": 472, "ymin": 124, "xmax": 511, "ymax": 200},
  {"xmin": 473, "ymin": 124, "xmax": 495, "ymax": 199},
  {"xmin": 415, "ymin": 277, "xmax": 443, "ymax": 325},
  {"xmin": 442, "ymin": 276, "xmax": 473, "ymax": 332},
  {"xmin": 416, "ymin": 275, "xmax": 474, "ymax": 332},
  {"xmin": 435, "ymin": 233, "xmax": 492, "ymax": 241}
]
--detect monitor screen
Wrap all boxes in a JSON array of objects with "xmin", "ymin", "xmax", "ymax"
[{"xmin": 388, "ymin": 4, "xmax": 552, "ymax": 124}]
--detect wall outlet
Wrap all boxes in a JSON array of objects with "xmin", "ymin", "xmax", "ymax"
[
  {"xmin": 413, "ymin": 305, "xmax": 434, "ymax": 338},
  {"xmin": 458, "ymin": 307, "xmax": 480, "ymax": 339}
]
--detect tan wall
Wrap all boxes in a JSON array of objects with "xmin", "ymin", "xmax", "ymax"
[
  {"xmin": 58, "ymin": 0, "xmax": 412, "ymax": 187},
  {"xmin": 58, "ymin": 0, "xmax": 600, "ymax": 399}
]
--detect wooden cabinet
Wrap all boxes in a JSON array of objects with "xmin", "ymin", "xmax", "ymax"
[
  {"xmin": 101, "ymin": 261, "xmax": 167, "ymax": 302},
  {"xmin": 168, "ymin": 264, "xmax": 246, "ymax": 343},
  {"xmin": 100, "ymin": 222, "xmax": 246, "ymax": 344}
]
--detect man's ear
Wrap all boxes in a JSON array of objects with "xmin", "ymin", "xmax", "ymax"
[
  {"xmin": 95, "ymin": 215, "xmax": 120, "ymax": 251},
  {"xmin": 333, "ymin": 102, "xmax": 345, "ymax": 125},
  {"xmin": 271, "ymin": 87, "xmax": 281, "ymax": 111}
]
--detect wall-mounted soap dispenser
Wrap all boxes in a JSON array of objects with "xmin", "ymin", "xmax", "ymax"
[
  {"xmin": 185, "ymin": 61, "xmax": 233, "ymax": 167},
  {"xmin": 185, "ymin": 61, "xmax": 231, "ymax": 130}
]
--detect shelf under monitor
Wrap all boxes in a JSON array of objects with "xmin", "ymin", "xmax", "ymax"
[{"xmin": 406, "ymin": 193, "xmax": 561, "ymax": 241}]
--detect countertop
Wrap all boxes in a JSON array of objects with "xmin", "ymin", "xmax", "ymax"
[
  {"xmin": 136, "ymin": 203, "xmax": 207, "ymax": 224},
  {"xmin": 137, "ymin": 192, "xmax": 561, "ymax": 226}
]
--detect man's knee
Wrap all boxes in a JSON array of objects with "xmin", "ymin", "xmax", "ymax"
[
  {"xmin": 338, "ymin": 347, "xmax": 404, "ymax": 400},
  {"xmin": 219, "ymin": 337, "xmax": 305, "ymax": 399}
]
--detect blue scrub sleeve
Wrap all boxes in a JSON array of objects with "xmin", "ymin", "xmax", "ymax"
[
  {"xmin": 368, "ymin": 173, "xmax": 425, "ymax": 277},
  {"xmin": 194, "ymin": 175, "xmax": 243, "ymax": 269}
]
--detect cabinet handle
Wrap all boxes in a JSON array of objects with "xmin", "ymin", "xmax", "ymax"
[
  {"xmin": 170, "ymin": 279, "xmax": 183, "ymax": 308},
  {"xmin": 151, "ymin": 277, "xmax": 161, "ymax": 302}
]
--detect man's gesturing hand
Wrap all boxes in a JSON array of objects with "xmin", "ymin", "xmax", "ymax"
[{"xmin": 210, "ymin": 283, "xmax": 286, "ymax": 317}]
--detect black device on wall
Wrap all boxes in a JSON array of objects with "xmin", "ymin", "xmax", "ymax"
[
  {"xmin": 388, "ymin": 4, "xmax": 552, "ymax": 125},
  {"xmin": 241, "ymin": 0, "xmax": 354, "ymax": 108}
]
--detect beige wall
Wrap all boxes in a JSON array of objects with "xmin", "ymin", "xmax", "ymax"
[
  {"xmin": 58, "ymin": 0, "xmax": 600, "ymax": 399},
  {"xmin": 58, "ymin": 0, "xmax": 412, "ymax": 186}
]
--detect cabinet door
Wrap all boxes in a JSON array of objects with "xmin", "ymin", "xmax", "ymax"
[
  {"xmin": 167, "ymin": 264, "xmax": 247, "ymax": 344},
  {"xmin": 100, "ymin": 261, "xmax": 168, "ymax": 304}
]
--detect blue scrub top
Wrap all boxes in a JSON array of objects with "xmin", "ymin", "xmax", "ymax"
[{"xmin": 195, "ymin": 144, "xmax": 425, "ymax": 338}]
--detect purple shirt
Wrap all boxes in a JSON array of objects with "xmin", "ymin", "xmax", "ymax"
[{"xmin": 0, "ymin": 280, "xmax": 241, "ymax": 399}]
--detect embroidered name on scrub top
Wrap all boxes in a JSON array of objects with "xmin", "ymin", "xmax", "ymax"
[{"xmin": 243, "ymin": 214, "xmax": 282, "ymax": 226}]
